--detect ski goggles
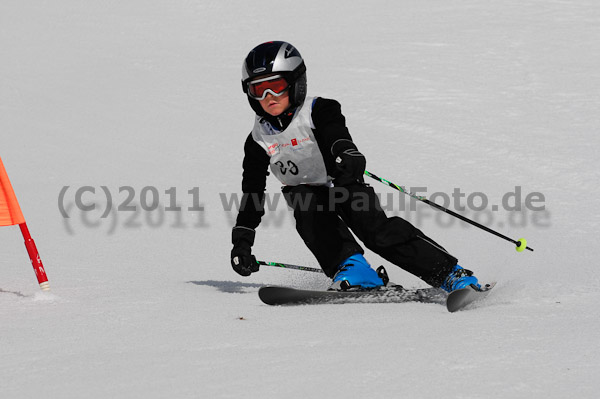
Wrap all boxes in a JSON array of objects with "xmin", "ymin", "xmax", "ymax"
[{"xmin": 247, "ymin": 75, "xmax": 289, "ymax": 100}]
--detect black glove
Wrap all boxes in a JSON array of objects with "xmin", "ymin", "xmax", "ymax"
[
  {"xmin": 333, "ymin": 141, "xmax": 366, "ymax": 186},
  {"xmin": 231, "ymin": 226, "xmax": 259, "ymax": 276}
]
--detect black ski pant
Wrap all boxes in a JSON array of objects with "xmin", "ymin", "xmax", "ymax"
[{"xmin": 282, "ymin": 183, "xmax": 458, "ymax": 287}]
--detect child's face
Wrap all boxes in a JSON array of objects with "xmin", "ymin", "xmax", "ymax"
[{"xmin": 259, "ymin": 90, "xmax": 290, "ymax": 117}]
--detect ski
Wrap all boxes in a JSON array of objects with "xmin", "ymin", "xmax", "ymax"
[
  {"xmin": 259, "ymin": 282, "xmax": 496, "ymax": 311},
  {"xmin": 446, "ymin": 282, "xmax": 496, "ymax": 312},
  {"xmin": 258, "ymin": 284, "xmax": 447, "ymax": 306}
]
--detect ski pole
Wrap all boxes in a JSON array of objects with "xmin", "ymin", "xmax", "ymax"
[
  {"xmin": 364, "ymin": 170, "xmax": 534, "ymax": 252},
  {"xmin": 258, "ymin": 260, "xmax": 324, "ymax": 273}
]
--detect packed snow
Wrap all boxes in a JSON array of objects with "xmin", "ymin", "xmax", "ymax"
[{"xmin": 1, "ymin": 0, "xmax": 599, "ymax": 398}]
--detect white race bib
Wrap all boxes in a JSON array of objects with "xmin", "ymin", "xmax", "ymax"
[{"xmin": 251, "ymin": 97, "xmax": 330, "ymax": 186}]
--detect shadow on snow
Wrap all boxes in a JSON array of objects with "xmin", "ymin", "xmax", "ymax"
[{"xmin": 187, "ymin": 280, "xmax": 263, "ymax": 294}]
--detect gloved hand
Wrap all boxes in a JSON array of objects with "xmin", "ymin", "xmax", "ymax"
[
  {"xmin": 334, "ymin": 147, "xmax": 366, "ymax": 186},
  {"xmin": 231, "ymin": 226, "xmax": 260, "ymax": 276}
]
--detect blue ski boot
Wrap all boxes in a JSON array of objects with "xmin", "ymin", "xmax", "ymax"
[
  {"xmin": 330, "ymin": 254, "xmax": 385, "ymax": 291},
  {"xmin": 441, "ymin": 265, "xmax": 481, "ymax": 292}
]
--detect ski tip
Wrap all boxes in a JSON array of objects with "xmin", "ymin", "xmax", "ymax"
[
  {"xmin": 446, "ymin": 282, "xmax": 496, "ymax": 312},
  {"xmin": 258, "ymin": 286, "xmax": 291, "ymax": 306},
  {"xmin": 258, "ymin": 286, "xmax": 275, "ymax": 305}
]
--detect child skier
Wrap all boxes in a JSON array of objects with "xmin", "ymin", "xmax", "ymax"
[{"xmin": 231, "ymin": 40, "xmax": 480, "ymax": 292}]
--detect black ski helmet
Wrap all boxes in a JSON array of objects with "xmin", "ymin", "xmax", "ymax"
[{"xmin": 241, "ymin": 41, "xmax": 307, "ymax": 116}]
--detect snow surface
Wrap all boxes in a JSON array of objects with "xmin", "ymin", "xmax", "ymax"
[{"xmin": 1, "ymin": 0, "xmax": 599, "ymax": 398}]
